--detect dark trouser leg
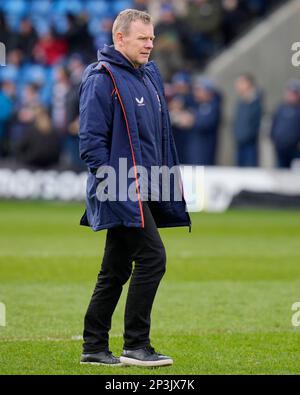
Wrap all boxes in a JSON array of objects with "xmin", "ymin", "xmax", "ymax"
[
  {"xmin": 83, "ymin": 229, "xmax": 133, "ymax": 353},
  {"xmin": 83, "ymin": 202, "xmax": 166, "ymax": 353},
  {"xmin": 122, "ymin": 202, "xmax": 166, "ymax": 350},
  {"xmin": 237, "ymin": 143, "xmax": 258, "ymax": 167}
]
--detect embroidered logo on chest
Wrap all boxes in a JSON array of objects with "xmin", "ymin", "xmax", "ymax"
[{"xmin": 135, "ymin": 97, "xmax": 145, "ymax": 107}]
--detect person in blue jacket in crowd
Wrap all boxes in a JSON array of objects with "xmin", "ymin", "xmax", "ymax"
[
  {"xmin": 79, "ymin": 9, "xmax": 191, "ymax": 368},
  {"xmin": 233, "ymin": 73, "xmax": 263, "ymax": 167},
  {"xmin": 0, "ymin": 81, "xmax": 14, "ymax": 156},
  {"xmin": 169, "ymin": 72, "xmax": 195, "ymax": 164},
  {"xmin": 188, "ymin": 77, "xmax": 222, "ymax": 165},
  {"xmin": 271, "ymin": 80, "xmax": 300, "ymax": 168}
]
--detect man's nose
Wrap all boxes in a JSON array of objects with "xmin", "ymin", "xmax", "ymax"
[{"xmin": 145, "ymin": 40, "xmax": 153, "ymax": 49}]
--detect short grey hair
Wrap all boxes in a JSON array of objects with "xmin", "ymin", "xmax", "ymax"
[{"xmin": 112, "ymin": 9, "xmax": 152, "ymax": 43}]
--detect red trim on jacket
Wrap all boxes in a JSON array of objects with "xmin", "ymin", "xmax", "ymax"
[{"xmin": 101, "ymin": 64, "xmax": 145, "ymax": 228}]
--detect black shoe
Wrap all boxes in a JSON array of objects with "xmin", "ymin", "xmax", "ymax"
[
  {"xmin": 80, "ymin": 351, "xmax": 122, "ymax": 366},
  {"xmin": 120, "ymin": 345, "xmax": 173, "ymax": 367}
]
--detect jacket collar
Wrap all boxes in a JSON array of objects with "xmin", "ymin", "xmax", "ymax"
[{"xmin": 97, "ymin": 45, "xmax": 146, "ymax": 79}]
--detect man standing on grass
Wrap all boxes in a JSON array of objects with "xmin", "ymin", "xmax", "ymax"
[{"xmin": 78, "ymin": 9, "xmax": 191, "ymax": 367}]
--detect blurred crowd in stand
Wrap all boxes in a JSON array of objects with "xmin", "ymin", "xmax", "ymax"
[
  {"xmin": 1, "ymin": 0, "xmax": 298, "ymax": 171},
  {"xmin": 169, "ymin": 73, "xmax": 300, "ymax": 169}
]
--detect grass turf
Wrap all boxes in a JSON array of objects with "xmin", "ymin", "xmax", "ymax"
[{"xmin": 0, "ymin": 201, "xmax": 300, "ymax": 374}]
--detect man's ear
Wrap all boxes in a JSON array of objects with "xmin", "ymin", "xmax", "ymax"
[{"xmin": 115, "ymin": 32, "xmax": 124, "ymax": 47}]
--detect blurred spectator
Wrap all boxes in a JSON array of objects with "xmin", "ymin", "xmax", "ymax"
[
  {"xmin": 50, "ymin": 64, "xmax": 85, "ymax": 170},
  {"xmin": 182, "ymin": 0, "xmax": 223, "ymax": 62},
  {"xmin": 271, "ymin": 80, "xmax": 300, "ymax": 168},
  {"xmin": 0, "ymin": 12, "xmax": 18, "ymax": 52},
  {"xmin": 171, "ymin": 72, "xmax": 194, "ymax": 107},
  {"xmin": 0, "ymin": 81, "xmax": 15, "ymax": 156},
  {"xmin": 188, "ymin": 77, "xmax": 222, "ymax": 165},
  {"xmin": 7, "ymin": 48, "xmax": 24, "ymax": 68},
  {"xmin": 33, "ymin": 28, "xmax": 68, "ymax": 66},
  {"xmin": 0, "ymin": 0, "xmax": 288, "ymax": 171},
  {"xmin": 222, "ymin": 0, "xmax": 247, "ymax": 45},
  {"xmin": 233, "ymin": 73, "xmax": 263, "ymax": 167},
  {"xmin": 64, "ymin": 56, "xmax": 86, "ymax": 171},
  {"xmin": 65, "ymin": 13, "xmax": 94, "ymax": 61},
  {"xmin": 0, "ymin": 11, "xmax": 9, "ymax": 44},
  {"xmin": 169, "ymin": 72, "xmax": 195, "ymax": 163},
  {"xmin": 93, "ymin": 17, "xmax": 114, "ymax": 53},
  {"xmin": 152, "ymin": 4, "xmax": 184, "ymax": 80},
  {"xmin": 51, "ymin": 66, "xmax": 71, "ymax": 134},
  {"xmin": 20, "ymin": 83, "xmax": 42, "ymax": 109},
  {"xmin": 133, "ymin": 0, "xmax": 150, "ymax": 11},
  {"xmin": 10, "ymin": 83, "xmax": 43, "ymax": 152},
  {"xmin": 67, "ymin": 53, "xmax": 86, "ymax": 87},
  {"xmin": 170, "ymin": 97, "xmax": 195, "ymax": 164},
  {"xmin": 244, "ymin": 0, "xmax": 267, "ymax": 18},
  {"xmin": 14, "ymin": 18, "xmax": 38, "ymax": 61},
  {"xmin": 15, "ymin": 106, "xmax": 60, "ymax": 168}
]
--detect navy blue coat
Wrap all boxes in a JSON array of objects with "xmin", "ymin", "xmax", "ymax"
[
  {"xmin": 79, "ymin": 45, "xmax": 191, "ymax": 231},
  {"xmin": 187, "ymin": 93, "xmax": 222, "ymax": 165},
  {"xmin": 233, "ymin": 92, "xmax": 262, "ymax": 145},
  {"xmin": 271, "ymin": 103, "xmax": 300, "ymax": 151}
]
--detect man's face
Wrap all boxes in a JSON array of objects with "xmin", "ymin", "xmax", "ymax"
[
  {"xmin": 193, "ymin": 86, "xmax": 212, "ymax": 102},
  {"xmin": 116, "ymin": 20, "xmax": 155, "ymax": 68},
  {"xmin": 235, "ymin": 77, "xmax": 252, "ymax": 97},
  {"xmin": 284, "ymin": 89, "xmax": 300, "ymax": 105}
]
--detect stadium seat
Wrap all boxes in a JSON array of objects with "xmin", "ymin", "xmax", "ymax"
[
  {"xmin": 53, "ymin": 0, "xmax": 84, "ymax": 15},
  {"xmin": 111, "ymin": 0, "xmax": 133, "ymax": 14},
  {"xmin": 51, "ymin": 14, "xmax": 69, "ymax": 34},
  {"xmin": 30, "ymin": 0, "xmax": 53, "ymax": 16},
  {"xmin": 31, "ymin": 16, "xmax": 51, "ymax": 36},
  {"xmin": 85, "ymin": 0, "xmax": 109, "ymax": 17},
  {"xmin": 0, "ymin": 65, "xmax": 19, "ymax": 83},
  {"xmin": 2, "ymin": 0, "xmax": 27, "ymax": 16},
  {"xmin": 19, "ymin": 64, "xmax": 48, "ymax": 86},
  {"xmin": 88, "ymin": 17, "xmax": 103, "ymax": 36},
  {"xmin": 3, "ymin": 14, "xmax": 23, "ymax": 31}
]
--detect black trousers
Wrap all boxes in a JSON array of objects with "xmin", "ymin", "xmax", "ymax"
[{"xmin": 83, "ymin": 202, "xmax": 166, "ymax": 352}]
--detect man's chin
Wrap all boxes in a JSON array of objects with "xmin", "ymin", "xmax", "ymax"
[{"xmin": 139, "ymin": 56, "xmax": 150, "ymax": 65}]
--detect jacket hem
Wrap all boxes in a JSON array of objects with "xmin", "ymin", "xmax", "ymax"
[
  {"xmin": 157, "ymin": 222, "xmax": 191, "ymax": 229},
  {"xmin": 89, "ymin": 221, "xmax": 143, "ymax": 232},
  {"xmin": 82, "ymin": 221, "xmax": 191, "ymax": 232}
]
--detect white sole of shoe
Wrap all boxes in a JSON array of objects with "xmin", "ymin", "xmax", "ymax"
[
  {"xmin": 119, "ymin": 356, "xmax": 173, "ymax": 367},
  {"xmin": 80, "ymin": 361, "xmax": 124, "ymax": 367}
]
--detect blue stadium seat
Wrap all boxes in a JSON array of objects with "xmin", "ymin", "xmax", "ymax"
[
  {"xmin": 51, "ymin": 14, "xmax": 69, "ymax": 34},
  {"xmin": 31, "ymin": 16, "xmax": 51, "ymax": 36},
  {"xmin": 88, "ymin": 17, "xmax": 103, "ymax": 36},
  {"xmin": 30, "ymin": 0, "xmax": 53, "ymax": 16},
  {"xmin": 85, "ymin": 0, "xmax": 109, "ymax": 17},
  {"xmin": 2, "ymin": 0, "xmax": 27, "ymax": 16},
  {"xmin": 52, "ymin": 0, "xmax": 84, "ymax": 15},
  {"xmin": 4, "ymin": 14, "xmax": 23, "ymax": 32},
  {"xmin": 111, "ymin": 0, "xmax": 133, "ymax": 14},
  {"xmin": 20, "ymin": 64, "xmax": 48, "ymax": 85},
  {"xmin": 0, "ymin": 65, "xmax": 19, "ymax": 83}
]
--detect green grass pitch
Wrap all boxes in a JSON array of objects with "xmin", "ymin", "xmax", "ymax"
[{"xmin": 0, "ymin": 200, "xmax": 300, "ymax": 374}]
